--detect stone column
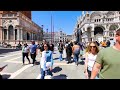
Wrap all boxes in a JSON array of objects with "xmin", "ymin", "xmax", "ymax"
[
  {"xmin": 21, "ymin": 29, "xmax": 23, "ymax": 40},
  {"xmin": 0, "ymin": 27, "xmax": 2, "ymax": 41},
  {"xmin": 33, "ymin": 33, "xmax": 35, "ymax": 40},
  {"xmin": 17, "ymin": 29, "xmax": 19, "ymax": 40},
  {"xmin": 2, "ymin": 28, "xmax": 4, "ymax": 41},
  {"xmin": 90, "ymin": 31, "xmax": 94, "ymax": 41},
  {"xmin": 32, "ymin": 33, "xmax": 34, "ymax": 40},
  {"xmin": 19, "ymin": 29, "xmax": 21, "ymax": 40},
  {"xmin": 91, "ymin": 31, "xmax": 94, "ymax": 37},
  {"xmin": 31, "ymin": 33, "xmax": 32, "ymax": 40},
  {"xmin": 7, "ymin": 29, "xmax": 8, "ymax": 40},
  {"xmin": 13, "ymin": 28, "xmax": 15, "ymax": 40}
]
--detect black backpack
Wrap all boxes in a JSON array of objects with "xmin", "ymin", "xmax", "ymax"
[{"xmin": 58, "ymin": 43, "xmax": 63, "ymax": 51}]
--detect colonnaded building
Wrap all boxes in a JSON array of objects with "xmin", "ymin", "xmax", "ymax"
[
  {"xmin": 74, "ymin": 11, "xmax": 120, "ymax": 45},
  {"xmin": 0, "ymin": 11, "xmax": 43, "ymax": 46}
]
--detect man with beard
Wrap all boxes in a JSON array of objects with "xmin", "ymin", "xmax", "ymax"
[{"xmin": 91, "ymin": 29, "xmax": 120, "ymax": 79}]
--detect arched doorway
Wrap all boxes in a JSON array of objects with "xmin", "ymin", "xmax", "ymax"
[
  {"xmin": 94, "ymin": 26, "xmax": 104, "ymax": 42},
  {"xmin": 8, "ymin": 25, "xmax": 14, "ymax": 40},
  {"xmin": 109, "ymin": 24, "xmax": 118, "ymax": 37},
  {"xmin": 27, "ymin": 32, "xmax": 30, "ymax": 40},
  {"xmin": 87, "ymin": 26, "xmax": 92, "ymax": 42},
  {"xmin": 3, "ymin": 29, "xmax": 7, "ymax": 40}
]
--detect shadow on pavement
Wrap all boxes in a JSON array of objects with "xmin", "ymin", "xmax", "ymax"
[
  {"xmin": 53, "ymin": 52, "xmax": 57, "ymax": 54},
  {"xmin": 78, "ymin": 61, "xmax": 85, "ymax": 65},
  {"xmin": 53, "ymin": 58, "xmax": 59, "ymax": 60},
  {"xmin": 62, "ymin": 58, "xmax": 66, "ymax": 61},
  {"xmin": 52, "ymin": 66, "xmax": 62, "ymax": 73},
  {"xmin": 52, "ymin": 74, "xmax": 67, "ymax": 79},
  {"xmin": 53, "ymin": 57, "xmax": 69, "ymax": 61},
  {"xmin": 1, "ymin": 74, "xmax": 11, "ymax": 79},
  {"xmin": 35, "ymin": 61, "xmax": 40, "ymax": 65},
  {"xmin": 0, "ymin": 56, "xmax": 4, "ymax": 57},
  {"xmin": 0, "ymin": 49, "xmax": 21, "ymax": 54}
]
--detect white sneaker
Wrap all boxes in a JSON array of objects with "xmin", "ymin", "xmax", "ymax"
[{"xmin": 45, "ymin": 75, "xmax": 51, "ymax": 79}]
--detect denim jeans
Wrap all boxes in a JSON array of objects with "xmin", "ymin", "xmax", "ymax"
[
  {"xmin": 40, "ymin": 68, "xmax": 53, "ymax": 79},
  {"xmin": 59, "ymin": 52, "xmax": 63, "ymax": 61},
  {"xmin": 30, "ymin": 53, "xmax": 36, "ymax": 64},
  {"xmin": 73, "ymin": 53, "xmax": 79, "ymax": 63}
]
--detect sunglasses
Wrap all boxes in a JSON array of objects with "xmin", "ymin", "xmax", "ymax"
[
  {"xmin": 90, "ymin": 46, "xmax": 96, "ymax": 48},
  {"xmin": 44, "ymin": 46, "xmax": 47, "ymax": 47}
]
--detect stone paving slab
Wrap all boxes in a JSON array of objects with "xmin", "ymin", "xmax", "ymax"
[{"xmin": 0, "ymin": 47, "xmax": 86, "ymax": 79}]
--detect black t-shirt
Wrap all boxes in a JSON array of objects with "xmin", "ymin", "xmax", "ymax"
[
  {"xmin": 58, "ymin": 43, "xmax": 64, "ymax": 51},
  {"xmin": 40, "ymin": 44, "xmax": 44, "ymax": 52},
  {"xmin": 50, "ymin": 44, "xmax": 54, "ymax": 51},
  {"xmin": 70, "ymin": 42, "xmax": 73, "ymax": 47}
]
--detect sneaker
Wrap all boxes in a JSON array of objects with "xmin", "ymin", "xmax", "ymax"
[
  {"xmin": 76, "ymin": 62, "xmax": 79, "ymax": 66},
  {"xmin": 45, "ymin": 75, "xmax": 52, "ymax": 79},
  {"xmin": 67, "ymin": 61, "xmax": 71, "ymax": 64},
  {"xmin": 59, "ymin": 59, "xmax": 62, "ymax": 61},
  {"xmin": 67, "ymin": 62, "xmax": 69, "ymax": 64}
]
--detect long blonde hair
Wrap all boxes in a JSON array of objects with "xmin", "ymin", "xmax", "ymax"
[{"xmin": 86, "ymin": 41, "xmax": 99, "ymax": 54}]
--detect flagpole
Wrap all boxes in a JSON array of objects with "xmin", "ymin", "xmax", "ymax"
[
  {"xmin": 53, "ymin": 17, "xmax": 54, "ymax": 44},
  {"xmin": 51, "ymin": 14, "xmax": 52, "ymax": 44}
]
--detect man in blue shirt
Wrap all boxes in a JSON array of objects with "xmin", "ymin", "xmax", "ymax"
[{"xmin": 29, "ymin": 41, "xmax": 37, "ymax": 65}]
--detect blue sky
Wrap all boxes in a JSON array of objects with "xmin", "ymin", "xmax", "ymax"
[{"xmin": 32, "ymin": 11, "xmax": 82, "ymax": 35}]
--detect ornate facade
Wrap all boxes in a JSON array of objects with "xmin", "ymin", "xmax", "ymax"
[
  {"xmin": 0, "ymin": 11, "xmax": 43, "ymax": 45},
  {"xmin": 74, "ymin": 11, "xmax": 120, "ymax": 43}
]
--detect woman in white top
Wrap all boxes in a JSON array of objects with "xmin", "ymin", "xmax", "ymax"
[
  {"xmin": 22, "ymin": 43, "xmax": 31, "ymax": 65},
  {"xmin": 84, "ymin": 41, "xmax": 99, "ymax": 79},
  {"xmin": 40, "ymin": 43, "xmax": 53, "ymax": 79}
]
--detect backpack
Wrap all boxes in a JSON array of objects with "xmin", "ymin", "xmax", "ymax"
[{"xmin": 58, "ymin": 43, "xmax": 63, "ymax": 51}]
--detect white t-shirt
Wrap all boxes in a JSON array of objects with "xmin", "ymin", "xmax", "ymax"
[
  {"xmin": 87, "ymin": 53, "xmax": 97, "ymax": 71},
  {"xmin": 22, "ymin": 46, "xmax": 29, "ymax": 53}
]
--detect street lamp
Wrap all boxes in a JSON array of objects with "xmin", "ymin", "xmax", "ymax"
[
  {"xmin": 41, "ymin": 25, "xmax": 44, "ymax": 41},
  {"xmin": 46, "ymin": 29, "xmax": 48, "ymax": 41}
]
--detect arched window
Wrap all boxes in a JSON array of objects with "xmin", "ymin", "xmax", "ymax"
[
  {"xmin": 95, "ymin": 19, "xmax": 96, "ymax": 22},
  {"xmin": 8, "ymin": 13, "xmax": 13, "ymax": 17},
  {"xmin": 8, "ymin": 25, "xmax": 14, "ymax": 40},
  {"xmin": 2, "ymin": 14, "xmax": 8, "ymax": 17}
]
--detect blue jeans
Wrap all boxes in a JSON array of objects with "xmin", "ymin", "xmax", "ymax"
[
  {"xmin": 73, "ymin": 53, "xmax": 79, "ymax": 63},
  {"xmin": 59, "ymin": 52, "xmax": 63, "ymax": 61},
  {"xmin": 40, "ymin": 68, "xmax": 53, "ymax": 79}
]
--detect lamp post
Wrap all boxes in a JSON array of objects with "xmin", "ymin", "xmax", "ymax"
[
  {"xmin": 41, "ymin": 25, "xmax": 44, "ymax": 41},
  {"xmin": 53, "ymin": 16, "xmax": 54, "ymax": 44},
  {"xmin": 46, "ymin": 29, "xmax": 48, "ymax": 41}
]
